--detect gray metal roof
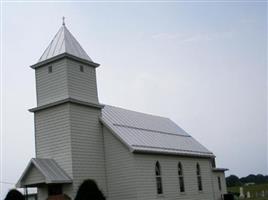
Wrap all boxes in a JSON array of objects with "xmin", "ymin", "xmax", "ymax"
[
  {"xmin": 38, "ymin": 24, "xmax": 92, "ymax": 63},
  {"xmin": 101, "ymin": 105, "xmax": 214, "ymax": 157},
  {"xmin": 16, "ymin": 158, "xmax": 72, "ymax": 187},
  {"xmin": 212, "ymin": 168, "xmax": 229, "ymax": 172}
]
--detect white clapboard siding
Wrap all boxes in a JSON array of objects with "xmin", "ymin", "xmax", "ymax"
[
  {"xmin": 34, "ymin": 103, "xmax": 73, "ymax": 178},
  {"xmin": 134, "ymin": 154, "xmax": 215, "ymax": 200},
  {"xmin": 69, "ymin": 104, "xmax": 107, "ymax": 197},
  {"xmin": 36, "ymin": 59, "xmax": 68, "ymax": 106},
  {"xmin": 22, "ymin": 165, "xmax": 45, "ymax": 186},
  {"xmin": 103, "ymin": 127, "xmax": 138, "ymax": 200},
  {"xmin": 67, "ymin": 59, "xmax": 99, "ymax": 104},
  {"xmin": 213, "ymin": 172, "xmax": 227, "ymax": 200}
]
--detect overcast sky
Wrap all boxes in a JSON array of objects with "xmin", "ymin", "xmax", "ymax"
[{"xmin": 1, "ymin": 1, "xmax": 267, "ymax": 198}]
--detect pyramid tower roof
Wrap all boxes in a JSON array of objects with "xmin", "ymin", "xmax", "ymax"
[{"xmin": 38, "ymin": 22, "xmax": 92, "ymax": 63}]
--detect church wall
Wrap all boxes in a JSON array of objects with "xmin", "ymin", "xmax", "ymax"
[
  {"xmin": 69, "ymin": 103, "xmax": 107, "ymax": 198},
  {"xmin": 133, "ymin": 154, "xmax": 216, "ymax": 200},
  {"xmin": 66, "ymin": 59, "xmax": 99, "ymax": 104},
  {"xmin": 35, "ymin": 59, "xmax": 68, "ymax": 106},
  {"xmin": 103, "ymin": 127, "xmax": 138, "ymax": 200},
  {"xmin": 212, "ymin": 172, "xmax": 227, "ymax": 200},
  {"xmin": 34, "ymin": 103, "xmax": 73, "ymax": 178}
]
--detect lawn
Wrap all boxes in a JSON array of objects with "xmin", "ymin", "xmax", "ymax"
[{"xmin": 228, "ymin": 183, "xmax": 268, "ymax": 199}]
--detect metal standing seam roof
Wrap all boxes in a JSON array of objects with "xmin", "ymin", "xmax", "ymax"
[
  {"xmin": 101, "ymin": 105, "xmax": 214, "ymax": 157},
  {"xmin": 38, "ymin": 24, "xmax": 92, "ymax": 63},
  {"xmin": 16, "ymin": 158, "xmax": 72, "ymax": 187}
]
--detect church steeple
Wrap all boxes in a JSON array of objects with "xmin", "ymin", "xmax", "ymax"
[
  {"xmin": 38, "ymin": 21, "xmax": 93, "ymax": 63},
  {"xmin": 31, "ymin": 21, "xmax": 100, "ymax": 106},
  {"xmin": 17, "ymin": 20, "xmax": 107, "ymax": 200}
]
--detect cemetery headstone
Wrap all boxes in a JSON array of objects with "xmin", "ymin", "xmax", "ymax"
[{"xmin": 239, "ymin": 187, "xmax": 245, "ymax": 199}]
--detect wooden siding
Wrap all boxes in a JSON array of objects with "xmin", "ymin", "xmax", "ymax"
[
  {"xmin": 35, "ymin": 58, "xmax": 99, "ymax": 107},
  {"xmin": 66, "ymin": 59, "xmax": 99, "ymax": 104},
  {"xmin": 69, "ymin": 104, "xmax": 106, "ymax": 198},
  {"xmin": 134, "ymin": 154, "xmax": 216, "ymax": 200},
  {"xmin": 103, "ymin": 126, "xmax": 138, "ymax": 200},
  {"xmin": 36, "ymin": 59, "xmax": 68, "ymax": 106},
  {"xmin": 212, "ymin": 172, "xmax": 227, "ymax": 200},
  {"xmin": 22, "ymin": 165, "xmax": 44, "ymax": 186},
  {"xmin": 34, "ymin": 103, "xmax": 73, "ymax": 178}
]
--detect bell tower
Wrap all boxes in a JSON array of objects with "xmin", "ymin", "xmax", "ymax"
[{"xmin": 27, "ymin": 20, "xmax": 107, "ymax": 199}]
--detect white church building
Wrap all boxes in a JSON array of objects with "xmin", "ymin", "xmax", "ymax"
[{"xmin": 16, "ymin": 21, "xmax": 228, "ymax": 200}]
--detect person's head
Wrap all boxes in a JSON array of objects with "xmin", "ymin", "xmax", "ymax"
[
  {"xmin": 75, "ymin": 179, "xmax": 105, "ymax": 200},
  {"xmin": 5, "ymin": 189, "xmax": 25, "ymax": 200}
]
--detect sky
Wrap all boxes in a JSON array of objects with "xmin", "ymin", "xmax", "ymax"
[{"xmin": 1, "ymin": 1, "xmax": 267, "ymax": 198}]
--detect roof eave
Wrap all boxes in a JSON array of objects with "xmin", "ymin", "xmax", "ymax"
[
  {"xmin": 29, "ymin": 98, "xmax": 104, "ymax": 113},
  {"xmin": 132, "ymin": 149, "xmax": 215, "ymax": 158},
  {"xmin": 212, "ymin": 168, "xmax": 229, "ymax": 172},
  {"xmin": 30, "ymin": 53, "xmax": 100, "ymax": 69},
  {"xmin": 46, "ymin": 180, "xmax": 73, "ymax": 184},
  {"xmin": 16, "ymin": 158, "xmax": 36, "ymax": 188},
  {"xmin": 16, "ymin": 158, "xmax": 73, "ymax": 188}
]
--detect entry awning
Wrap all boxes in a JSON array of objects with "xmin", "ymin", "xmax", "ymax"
[
  {"xmin": 16, "ymin": 158, "xmax": 72, "ymax": 188},
  {"xmin": 212, "ymin": 168, "xmax": 229, "ymax": 172}
]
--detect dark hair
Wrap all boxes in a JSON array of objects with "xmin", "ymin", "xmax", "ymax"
[
  {"xmin": 75, "ymin": 179, "xmax": 105, "ymax": 200},
  {"xmin": 5, "ymin": 189, "xmax": 25, "ymax": 200}
]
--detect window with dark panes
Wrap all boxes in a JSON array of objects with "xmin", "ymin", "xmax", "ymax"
[
  {"xmin": 196, "ymin": 163, "xmax": 203, "ymax": 191},
  {"xmin": 218, "ymin": 177, "xmax": 222, "ymax": 191},
  {"xmin": 80, "ymin": 65, "xmax": 84, "ymax": 72},
  {"xmin": 48, "ymin": 65, "xmax": 52, "ymax": 73},
  {"xmin": 155, "ymin": 161, "xmax": 163, "ymax": 194},
  {"xmin": 178, "ymin": 162, "xmax": 185, "ymax": 192}
]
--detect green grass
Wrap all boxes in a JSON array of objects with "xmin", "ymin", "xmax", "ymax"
[{"xmin": 228, "ymin": 183, "xmax": 268, "ymax": 199}]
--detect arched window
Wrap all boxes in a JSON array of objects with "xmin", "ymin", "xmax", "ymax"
[
  {"xmin": 218, "ymin": 177, "xmax": 222, "ymax": 191},
  {"xmin": 196, "ymin": 163, "xmax": 202, "ymax": 191},
  {"xmin": 178, "ymin": 162, "xmax": 185, "ymax": 192},
  {"xmin": 155, "ymin": 161, "xmax": 163, "ymax": 194}
]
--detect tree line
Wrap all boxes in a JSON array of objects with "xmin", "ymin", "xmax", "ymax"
[{"xmin": 226, "ymin": 174, "xmax": 268, "ymax": 187}]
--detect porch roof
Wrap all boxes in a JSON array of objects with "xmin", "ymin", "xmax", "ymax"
[{"xmin": 16, "ymin": 158, "xmax": 72, "ymax": 188}]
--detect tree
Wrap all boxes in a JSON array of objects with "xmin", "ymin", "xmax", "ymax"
[{"xmin": 226, "ymin": 175, "xmax": 241, "ymax": 187}]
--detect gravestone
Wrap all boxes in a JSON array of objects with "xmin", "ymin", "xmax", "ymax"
[
  {"xmin": 246, "ymin": 191, "xmax": 250, "ymax": 198},
  {"xmin": 239, "ymin": 187, "xmax": 245, "ymax": 199}
]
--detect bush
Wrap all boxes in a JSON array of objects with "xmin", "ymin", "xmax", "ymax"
[
  {"xmin": 5, "ymin": 189, "xmax": 25, "ymax": 200},
  {"xmin": 75, "ymin": 179, "xmax": 105, "ymax": 200}
]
